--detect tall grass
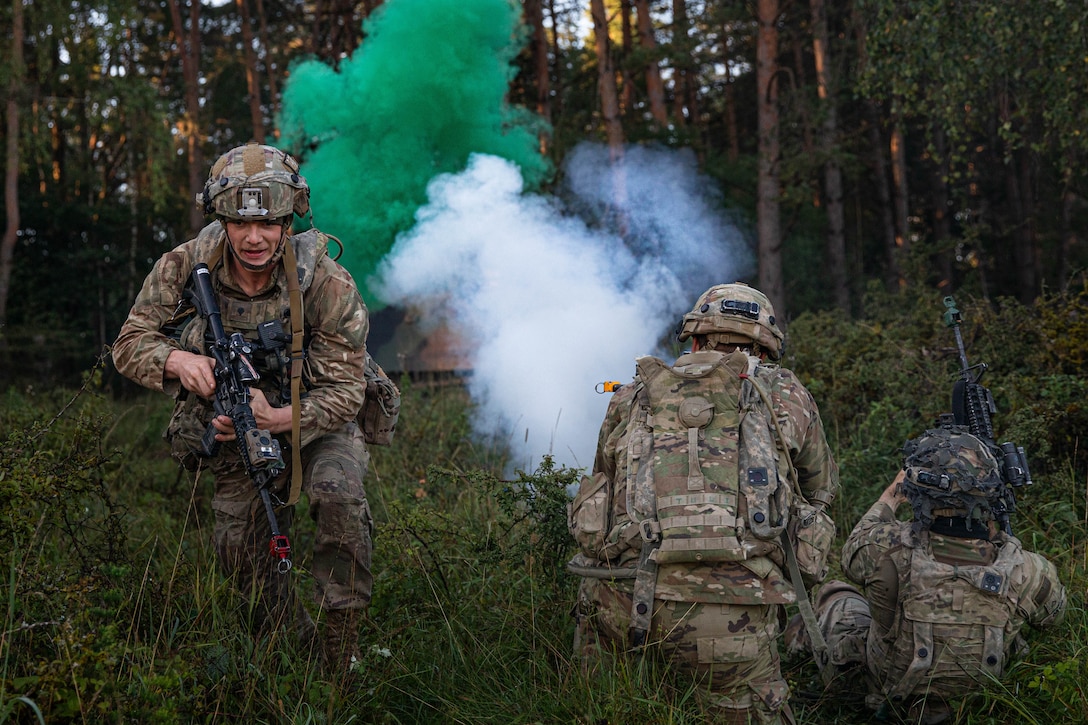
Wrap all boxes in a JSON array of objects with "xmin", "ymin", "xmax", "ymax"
[{"xmin": 1, "ymin": 287, "xmax": 1086, "ymax": 723}]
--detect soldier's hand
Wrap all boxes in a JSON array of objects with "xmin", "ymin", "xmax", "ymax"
[
  {"xmin": 165, "ymin": 350, "xmax": 217, "ymax": 398},
  {"xmin": 879, "ymin": 471, "xmax": 909, "ymax": 511},
  {"xmin": 210, "ymin": 413, "xmax": 235, "ymax": 442},
  {"xmin": 248, "ymin": 388, "xmax": 291, "ymax": 434}
]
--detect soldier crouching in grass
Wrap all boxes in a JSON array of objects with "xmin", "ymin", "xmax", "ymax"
[
  {"xmin": 568, "ymin": 283, "xmax": 839, "ymax": 724},
  {"xmin": 788, "ymin": 428, "xmax": 1066, "ymax": 724}
]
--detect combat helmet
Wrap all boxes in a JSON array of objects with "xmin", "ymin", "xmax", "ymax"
[
  {"xmin": 676, "ymin": 282, "xmax": 785, "ymax": 359},
  {"xmin": 198, "ymin": 141, "xmax": 310, "ymax": 221},
  {"xmin": 901, "ymin": 427, "xmax": 1005, "ymax": 531}
]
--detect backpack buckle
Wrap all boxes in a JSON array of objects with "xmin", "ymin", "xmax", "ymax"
[{"xmin": 639, "ymin": 519, "xmax": 662, "ymax": 543}]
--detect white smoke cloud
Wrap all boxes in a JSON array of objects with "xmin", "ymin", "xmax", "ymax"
[{"xmin": 374, "ymin": 142, "xmax": 753, "ymax": 472}]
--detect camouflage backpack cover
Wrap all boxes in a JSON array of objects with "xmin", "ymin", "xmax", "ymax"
[
  {"xmin": 568, "ymin": 348, "xmax": 834, "ymax": 583},
  {"xmin": 627, "ymin": 349, "xmax": 789, "ymax": 565},
  {"xmin": 875, "ymin": 536, "xmax": 1025, "ymax": 702}
]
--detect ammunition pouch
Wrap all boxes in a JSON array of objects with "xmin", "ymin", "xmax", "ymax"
[
  {"xmin": 358, "ymin": 356, "xmax": 400, "ymax": 446},
  {"xmin": 787, "ymin": 500, "xmax": 835, "ymax": 589}
]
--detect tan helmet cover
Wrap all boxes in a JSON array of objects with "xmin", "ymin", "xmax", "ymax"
[
  {"xmin": 676, "ymin": 282, "xmax": 785, "ymax": 359},
  {"xmin": 198, "ymin": 142, "xmax": 310, "ymax": 221}
]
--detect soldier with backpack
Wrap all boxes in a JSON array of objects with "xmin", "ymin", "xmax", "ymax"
[
  {"xmin": 791, "ymin": 428, "xmax": 1066, "ymax": 723},
  {"xmin": 112, "ymin": 142, "xmax": 375, "ymax": 673},
  {"xmin": 568, "ymin": 282, "xmax": 839, "ymax": 724}
]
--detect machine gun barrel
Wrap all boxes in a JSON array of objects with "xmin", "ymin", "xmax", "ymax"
[{"xmin": 940, "ymin": 296, "xmax": 1033, "ymax": 534}]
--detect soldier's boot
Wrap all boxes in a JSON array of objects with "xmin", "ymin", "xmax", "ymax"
[{"xmin": 321, "ymin": 608, "xmax": 362, "ymax": 675}]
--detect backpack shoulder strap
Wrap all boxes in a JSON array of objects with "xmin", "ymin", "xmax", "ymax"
[
  {"xmin": 745, "ymin": 360, "xmax": 836, "ymax": 685},
  {"xmin": 625, "ymin": 372, "xmax": 660, "ymax": 647}
]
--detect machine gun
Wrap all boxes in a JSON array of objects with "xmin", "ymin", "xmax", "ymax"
[
  {"xmin": 939, "ymin": 296, "xmax": 1032, "ymax": 534},
  {"xmin": 189, "ymin": 262, "xmax": 293, "ymax": 573}
]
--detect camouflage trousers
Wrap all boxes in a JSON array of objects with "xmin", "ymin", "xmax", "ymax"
[
  {"xmin": 811, "ymin": 580, "xmax": 876, "ymax": 699},
  {"xmin": 813, "ymin": 581, "xmax": 961, "ymax": 721},
  {"xmin": 575, "ymin": 577, "xmax": 794, "ymax": 725},
  {"xmin": 208, "ymin": 422, "xmax": 373, "ymax": 636}
]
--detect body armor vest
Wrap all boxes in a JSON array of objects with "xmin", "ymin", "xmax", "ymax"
[
  {"xmin": 174, "ymin": 223, "xmax": 327, "ymax": 404},
  {"xmin": 873, "ymin": 535, "xmax": 1024, "ymax": 701}
]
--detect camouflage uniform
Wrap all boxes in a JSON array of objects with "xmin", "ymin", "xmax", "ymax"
[
  {"xmin": 573, "ymin": 352, "xmax": 838, "ymax": 724},
  {"xmin": 112, "ymin": 222, "xmax": 373, "ymax": 635},
  {"xmin": 814, "ymin": 432, "xmax": 1066, "ymax": 717}
]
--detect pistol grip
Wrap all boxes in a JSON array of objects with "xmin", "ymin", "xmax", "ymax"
[{"xmin": 199, "ymin": 423, "xmax": 220, "ymax": 458}]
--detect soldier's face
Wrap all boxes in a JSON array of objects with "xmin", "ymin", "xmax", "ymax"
[{"xmin": 224, "ymin": 219, "xmax": 285, "ymax": 271}]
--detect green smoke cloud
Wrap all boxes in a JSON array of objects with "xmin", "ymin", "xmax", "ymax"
[{"xmin": 277, "ymin": 0, "xmax": 551, "ymax": 298}]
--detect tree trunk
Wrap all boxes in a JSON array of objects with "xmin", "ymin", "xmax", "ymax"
[
  {"xmin": 866, "ymin": 107, "xmax": 898, "ymax": 290},
  {"xmin": 620, "ymin": 0, "xmax": 633, "ymax": 114},
  {"xmin": 756, "ymin": 0, "xmax": 784, "ymax": 314},
  {"xmin": 254, "ymin": 0, "xmax": 280, "ymax": 136},
  {"xmin": 0, "ymin": 0, "xmax": 24, "ymax": 326},
  {"xmin": 634, "ymin": 0, "xmax": 668, "ymax": 128},
  {"xmin": 810, "ymin": 0, "xmax": 848, "ymax": 311},
  {"xmin": 546, "ymin": 0, "xmax": 563, "ymax": 119},
  {"xmin": 590, "ymin": 0, "xmax": 628, "ymax": 232},
  {"xmin": 524, "ymin": 0, "xmax": 552, "ymax": 153},
  {"xmin": 931, "ymin": 126, "xmax": 953, "ymax": 291},
  {"xmin": 851, "ymin": 6, "xmax": 898, "ymax": 290},
  {"xmin": 791, "ymin": 34, "xmax": 814, "ymax": 156},
  {"xmin": 889, "ymin": 108, "xmax": 910, "ymax": 288},
  {"xmin": 1059, "ymin": 161, "xmax": 1079, "ymax": 289},
  {"xmin": 168, "ymin": 0, "xmax": 206, "ymax": 233},
  {"xmin": 671, "ymin": 0, "xmax": 697, "ymax": 129},
  {"xmin": 723, "ymin": 37, "xmax": 739, "ymax": 162},
  {"xmin": 591, "ymin": 0, "xmax": 626, "ymax": 161},
  {"xmin": 1014, "ymin": 147, "xmax": 1037, "ymax": 302},
  {"xmin": 236, "ymin": 0, "xmax": 265, "ymax": 142}
]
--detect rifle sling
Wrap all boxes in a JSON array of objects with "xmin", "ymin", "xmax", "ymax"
[{"xmin": 280, "ymin": 240, "xmax": 304, "ymax": 507}]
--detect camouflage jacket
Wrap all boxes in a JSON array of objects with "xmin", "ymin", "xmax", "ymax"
[
  {"xmin": 841, "ymin": 498, "xmax": 1066, "ymax": 696},
  {"xmin": 112, "ymin": 222, "xmax": 368, "ymax": 450},
  {"xmin": 589, "ymin": 354, "xmax": 839, "ymax": 605}
]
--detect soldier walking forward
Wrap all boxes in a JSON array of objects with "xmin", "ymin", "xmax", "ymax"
[{"xmin": 113, "ymin": 142, "xmax": 374, "ymax": 672}]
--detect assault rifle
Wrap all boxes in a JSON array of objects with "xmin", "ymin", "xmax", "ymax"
[
  {"xmin": 939, "ymin": 296, "xmax": 1032, "ymax": 534},
  {"xmin": 189, "ymin": 262, "xmax": 293, "ymax": 573}
]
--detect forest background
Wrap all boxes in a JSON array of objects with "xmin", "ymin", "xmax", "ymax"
[{"xmin": 1, "ymin": 0, "xmax": 1088, "ymax": 723}]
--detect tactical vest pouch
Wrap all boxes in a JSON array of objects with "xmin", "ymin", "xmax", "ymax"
[
  {"xmin": 738, "ymin": 376, "xmax": 791, "ymax": 540},
  {"xmin": 787, "ymin": 499, "xmax": 835, "ymax": 588},
  {"xmin": 359, "ymin": 356, "xmax": 401, "ymax": 446},
  {"xmin": 569, "ymin": 472, "xmax": 611, "ymax": 557},
  {"xmin": 164, "ymin": 398, "xmax": 213, "ymax": 472}
]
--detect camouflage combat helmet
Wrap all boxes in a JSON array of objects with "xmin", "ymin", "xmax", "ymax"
[
  {"xmin": 198, "ymin": 142, "xmax": 310, "ymax": 221},
  {"xmin": 901, "ymin": 427, "xmax": 1004, "ymax": 530},
  {"xmin": 676, "ymin": 282, "xmax": 785, "ymax": 359}
]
